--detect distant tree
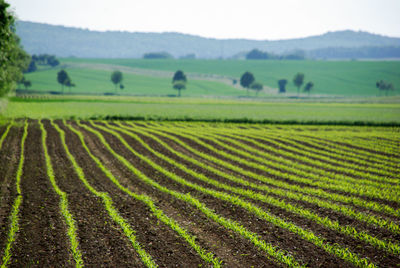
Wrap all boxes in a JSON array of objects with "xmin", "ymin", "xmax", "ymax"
[
  {"xmin": 22, "ymin": 79, "xmax": 31, "ymax": 90},
  {"xmin": 250, "ymin": 82, "xmax": 263, "ymax": 96},
  {"xmin": 47, "ymin": 56, "xmax": 60, "ymax": 67},
  {"xmin": 303, "ymin": 81, "xmax": 314, "ymax": 95},
  {"xmin": 293, "ymin": 73, "xmax": 305, "ymax": 95},
  {"xmin": 376, "ymin": 80, "xmax": 395, "ymax": 96},
  {"xmin": 143, "ymin": 52, "xmax": 173, "ymax": 59},
  {"xmin": 172, "ymin": 70, "xmax": 187, "ymax": 83},
  {"xmin": 173, "ymin": 81, "xmax": 186, "ymax": 97},
  {"xmin": 240, "ymin": 72, "xmax": 255, "ymax": 95},
  {"xmin": 65, "ymin": 78, "xmax": 75, "ymax": 92},
  {"xmin": 120, "ymin": 84, "xmax": 124, "ymax": 90},
  {"xmin": 246, "ymin": 49, "xmax": 269, "ymax": 60},
  {"xmin": 111, "ymin": 70, "xmax": 123, "ymax": 90},
  {"xmin": 278, "ymin": 79, "xmax": 288, "ymax": 93},
  {"xmin": 57, "ymin": 69, "xmax": 69, "ymax": 93},
  {"xmin": 25, "ymin": 60, "xmax": 37, "ymax": 73},
  {"xmin": 172, "ymin": 70, "xmax": 187, "ymax": 97}
]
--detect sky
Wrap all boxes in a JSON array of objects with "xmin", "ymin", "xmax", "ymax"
[{"xmin": 7, "ymin": 0, "xmax": 400, "ymax": 40}]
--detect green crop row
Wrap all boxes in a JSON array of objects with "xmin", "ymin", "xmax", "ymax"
[
  {"xmin": 39, "ymin": 120, "xmax": 84, "ymax": 268},
  {"xmin": 190, "ymin": 128, "xmax": 397, "ymax": 192},
  {"xmin": 77, "ymin": 121, "xmax": 305, "ymax": 268},
  {"xmin": 62, "ymin": 120, "xmax": 222, "ymax": 267},
  {"xmin": 0, "ymin": 121, "xmax": 13, "ymax": 151},
  {"xmin": 132, "ymin": 122, "xmax": 400, "ymax": 218},
  {"xmin": 241, "ymin": 131, "xmax": 399, "ymax": 182},
  {"xmin": 141, "ymin": 123, "xmax": 400, "ymax": 209},
  {"xmin": 298, "ymin": 133, "xmax": 399, "ymax": 164},
  {"xmin": 107, "ymin": 122, "xmax": 400, "ymax": 255},
  {"xmin": 1, "ymin": 121, "xmax": 27, "ymax": 268},
  {"xmin": 119, "ymin": 122, "xmax": 400, "ymax": 234},
  {"xmin": 88, "ymin": 121, "xmax": 376, "ymax": 268},
  {"xmin": 272, "ymin": 133, "xmax": 400, "ymax": 175},
  {"xmin": 50, "ymin": 121, "xmax": 158, "ymax": 268}
]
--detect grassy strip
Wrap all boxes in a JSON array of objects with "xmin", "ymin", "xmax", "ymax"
[
  {"xmin": 89, "ymin": 121, "xmax": 376, "ymax": 268},
  {"xmin": 109, "ymin": 122, "xmax": 400, "ymax": 254},
  {"xmin": 39, "ymin": 120, "xmax": 84, "ymax": 267},
  {"xmin": 0, "ymin": 121, "xmax": 13, "ymax": 151},
  {"xmin": 50, "ymin": 121, "xmax": 157, "ymax": 268},
  {"xmin": 171, "ymin": 127, "xmax": 399, "ymax": 203},
  {"xmin": 0, "ymin": 120, "xmax": 28, "ymax": 267},
  {"xmin": 83, "ymin": 114, "xmax": 400, "ymax": 127},
  {"xmin": 62, "ymin": 120, "xmax": 222, "ymax": 267},
  {"xmin": 77, "ymin": 121, "xmax": 304, "ymax": 268},
  {"xmin": 133, "ymin": 122, "xmax": 400, "ymax": 218}
]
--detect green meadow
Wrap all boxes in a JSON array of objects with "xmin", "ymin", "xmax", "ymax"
[{"xmin": 63, "ymin": 58, "xmax": 400, "ymax": 97}]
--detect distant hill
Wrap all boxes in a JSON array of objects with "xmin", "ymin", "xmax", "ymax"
[{"xmin": 16, "ymin": 21, "xmax": 400, "ymax": 59}]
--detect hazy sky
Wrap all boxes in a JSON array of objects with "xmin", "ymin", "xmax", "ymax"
[{"xmin": 7, "ymin": 0, "xmax": 400, "ymax": 40}]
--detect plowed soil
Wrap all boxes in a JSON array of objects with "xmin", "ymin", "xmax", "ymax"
[{"xmin": 0, "ymin": 120, "xmax": 399, "ymax": 267}]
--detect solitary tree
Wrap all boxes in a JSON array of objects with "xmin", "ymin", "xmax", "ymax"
[
  {"xmin": 111, "ymin": 70, "xmax": 123, "ymax": 90},
  {"xmin": 172, "ymin": 70, "xmax": 187, "ymax": 97},
  {"xmin": 240, "ymin": 72, "xmax": 255, "ymax": 95},
  {"xmin": 278, "ymin": 79, "xmax": 288, "ymax": 93},
  {"xmin": 57, "ymin": 69, "xmax": 69, "ymax": 93},
  {"xmin": 250, "ymin": 82, "xmax": 263, "ymax": 96},
  {"xmin": 303, "ymin": 81, "xmax": 314, "ymax": 95},
  {"xmin": 293, "ymin": 73, "xmax": 304, "ymax": 95}
]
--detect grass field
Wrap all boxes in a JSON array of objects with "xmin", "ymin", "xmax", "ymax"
[
  {"xmin": 3, "ymin": 96, "xmax": 400, "ymax": 124},
  {"xmin": 0, "ymin": 120, "xmax": 399, "ymax": 267},
  {"xmin": 23, "ymin": 66, "xmax": 244, "ymax": 97},
  {"xmin": 62, "ymin": 58, "xmax": 400, "ymax": 97}
]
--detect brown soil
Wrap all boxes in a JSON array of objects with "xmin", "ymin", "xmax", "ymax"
[
  {"xmin": 9, "ymin": 121, "xmax": 72, "ymax": 267},
  {"xmin": 0, "ymin": 126, "xmax": 22, "ymax": 253},
  {"xmin": 43, "ymin": 120, "xmax": 144, "ymax": 267},
  {"xmin": 1, "ymin": 120, "xmax": 398, "ymax": 268},
  {"xmin": 110, "ymin": 123, "xmax": 400, "ymax": 267},
  {"xmin": 84, "ymin": 122, "xmax": 355, "ymax": 267}
]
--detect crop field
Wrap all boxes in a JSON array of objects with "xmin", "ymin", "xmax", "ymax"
[{"xmin": 0, "ymin": 119, "xmax": 399, "ymax": 267}]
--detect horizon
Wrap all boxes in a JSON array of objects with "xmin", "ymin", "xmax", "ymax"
[
  {"xmin": 17, "ymin": 20, "xmax": 400, "ymax": 42},
  {"xmin": 7, "ymin": 0, "xmax": 400, "ymax": 41}
]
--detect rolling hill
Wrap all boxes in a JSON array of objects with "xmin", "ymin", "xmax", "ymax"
[{"xmin": 16, "ymin": 21, "xmax": 400, "ymax": 59}]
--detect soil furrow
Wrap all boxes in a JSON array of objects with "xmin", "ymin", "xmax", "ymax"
[
  {"xmin": 43, "ymin": 120, "xmax": 144, "ymax": 267},
  {"xmin": 73, "ymin": 121, "xmax": 287, "ymax": 267},
  {"xmin": 57, "ymin": 120, "xmax": 207, "ymax": 267},
  {"xmin": 9, "ymin": 121, "xmax": 71, "ymax": 267},
  {"xmin": 0, "ymin": 126, "xmax": 22, "ymax": 253},
  {"xmin": 85, "ymin": 121, "xmax": 354, "ymax": 268},
  {"xmin": 109, "ymin": 123, "xmax": 400, "ymax": 267}
]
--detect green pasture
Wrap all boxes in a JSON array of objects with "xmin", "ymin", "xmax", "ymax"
[
  {"xmin": 4, "ymin": 97, "xmax": 400, "ymax": 124},
  {"xmin": 22, "ymin": 66, "xmax": 247, "ymax": 97},
  {"xmin": 63, "ymin": 58, "xmax": 400, "ymax": 97}
]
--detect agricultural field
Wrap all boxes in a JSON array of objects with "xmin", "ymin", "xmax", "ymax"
[
  {"xmin": 62, "ymin": 58, "xmax": 400, "ymax": 97},
  {"xmin": 0, "ymin": 119, "xmax": 399, "ymax": 267}
]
